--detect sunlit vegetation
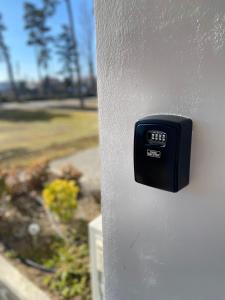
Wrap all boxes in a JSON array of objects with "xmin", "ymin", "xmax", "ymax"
[{"xmin": 0, "ymin": 108, "xmax": 98, "ymax": 168}]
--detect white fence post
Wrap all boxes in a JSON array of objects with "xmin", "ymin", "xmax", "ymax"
[{"xmin": 89, "ymin": 216, "xmax": 104, "ymax": 300}]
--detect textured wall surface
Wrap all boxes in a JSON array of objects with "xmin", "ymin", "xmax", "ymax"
[{"xmin": 95, "ymin": 1, "xmax": 225, "ymax": 299}]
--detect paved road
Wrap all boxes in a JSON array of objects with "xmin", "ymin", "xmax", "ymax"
[
  {"xmin": 0, "ymin": 98, "xmax": 97, "ymax": 111},
  {"xmin": 0, "ymin": 282, "xmax": 20, "ymax": 300},
  {"xmin": 50, "ymin": 147, "xmax": 100, "ymax": 194}
]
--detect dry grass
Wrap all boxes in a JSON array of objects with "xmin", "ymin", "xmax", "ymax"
[{"xmin": 0, "ymin": 108, "xmax": 99, "ymax": 168}]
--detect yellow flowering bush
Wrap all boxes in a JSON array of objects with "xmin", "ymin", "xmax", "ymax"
[{"xmin": 43, "ymin": 179, "xmax": 79, "ymax": 222}]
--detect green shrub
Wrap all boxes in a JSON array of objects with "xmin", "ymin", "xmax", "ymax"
[{"xmin": 44, "ymin": 243, "xmax": 91, "ymax": 299}]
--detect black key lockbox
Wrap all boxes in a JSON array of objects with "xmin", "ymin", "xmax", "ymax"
[{"xmin": 134, "ymin": 115, "xmax": 192, "ymax": 192}]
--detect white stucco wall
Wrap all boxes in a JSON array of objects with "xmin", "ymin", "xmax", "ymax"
[{"xmin": 95, "ymin": 1, "xmax": 225, "ymax": 299}]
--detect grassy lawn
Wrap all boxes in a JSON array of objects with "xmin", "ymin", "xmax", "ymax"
[{"xmin": 0, "ymin": 108, "xmax": 99, "ymax": 168}]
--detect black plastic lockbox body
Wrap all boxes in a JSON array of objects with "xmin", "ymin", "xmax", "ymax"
[{"xmin": 134, "ymin": 115, "xmax": 192, "ymax": 192}]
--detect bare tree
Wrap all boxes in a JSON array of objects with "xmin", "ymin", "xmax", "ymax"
[
  {"xmin": 64, "ymin": 0, "xmax": 84, "ymax": 108},
  {"xmin": 79, "ymin": 0, "xmax": 96, "ymax": 95},
  {"xmin": 0, "ymin": 14, "xmax": 19, "ymax": 101}
]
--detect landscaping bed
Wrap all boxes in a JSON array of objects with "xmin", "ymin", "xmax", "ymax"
[{"xmin": 0, "ymin": 159, "xmax": 101, "ymax": 300}]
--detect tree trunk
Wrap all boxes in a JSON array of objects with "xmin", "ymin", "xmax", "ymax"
[
  {"xmin": 34, "ymin": 47, "xmax": 45, "ymax": 98},
  {"xmin": 3, "ymin": 48, "xmax": 19, "ymax": 102},
  {"xmin": 35, "ymin": 48, "xmax": 42, "ymax": 83},
  {"xmin": 88, "ymin": 57, "xmax": 96, "ymax": 95},
  {"xmin": 65, "ymin": 0, "xmax": 84, "ymax": 108}
]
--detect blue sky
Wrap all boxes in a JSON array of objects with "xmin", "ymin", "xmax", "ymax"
[{"xmin": 0, "ymin": 0, "xmax": 96, "ymax": 82}]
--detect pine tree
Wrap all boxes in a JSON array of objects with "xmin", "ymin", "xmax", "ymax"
[
  {"xmin": 56, "ymin": 25, "xmax": 75, "ymax": 86},
  {"xmin": 24, "ymin": 1, "xmax": 57, "ymax": 83},
  {"xmin": 0, "ymin": 14, "xmax": 19, "ymax": 101}
]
